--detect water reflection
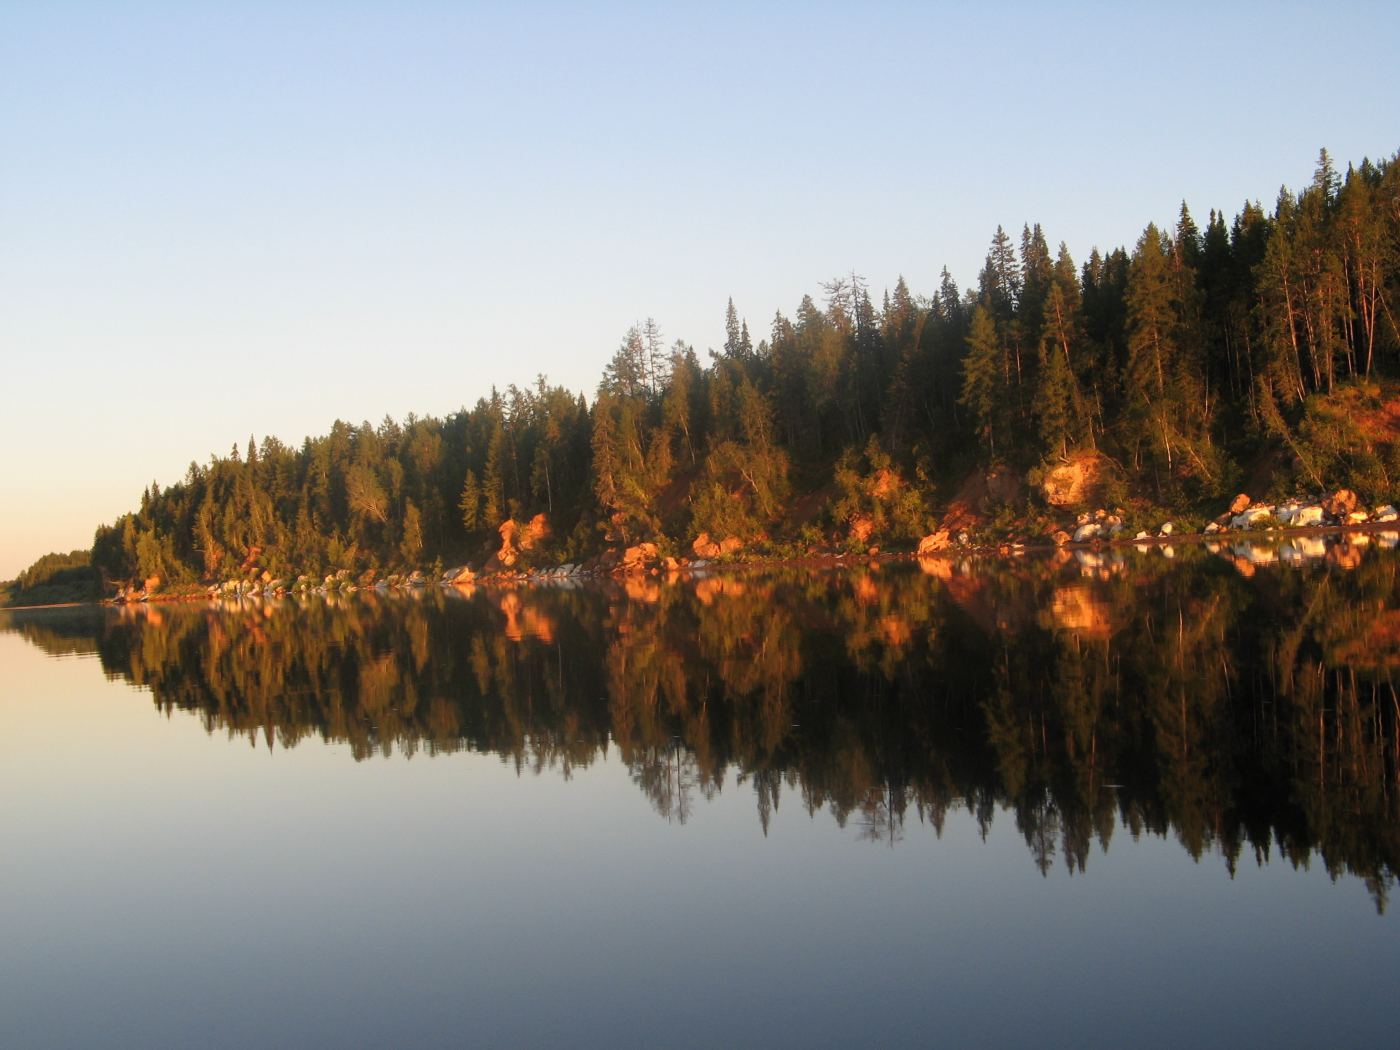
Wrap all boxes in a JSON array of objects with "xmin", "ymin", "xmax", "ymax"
[{"xmin": 5, "ymin": 536, "xmax": 1400, "ymax": 908}]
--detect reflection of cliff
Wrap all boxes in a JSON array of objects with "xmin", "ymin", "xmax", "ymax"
[{"xmin": 5, "ymin": 544, "xmax": 1400, "ymax": 909}]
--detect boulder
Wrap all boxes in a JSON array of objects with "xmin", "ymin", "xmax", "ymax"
[
  {"xmin": 1158, "ymin": 522, "xmax": 1174, "ymax": 537},
  {"xmin": 1345, "ymin": 510, "xmax": 1371, "ymax": 525},
  {"xmin": 621, "ymin": 542, "xmax": 659, "ymax": 569},
  {"xmin": 1374, "ymin": 505, "xmax": 1399, "ymax": 523},
  {"xmin": 1204, "ymin": 521, "xmax": 1222, "ymax": 534},
  {"xmin": 1051, "ymin": 530, "xmax": 1071, "ymax": 546},
  {"xmin": 1291, "ymin": 505, "xmax": 1324, "ymax": 528},
  {"xmin": 1229, "ymin": 493, "xmax": 1252, "ymax": 514},
  {"xmin": 691, "ymin": 533, "xmax": 722, "ymax": 559},
  {"xmin": 1323, "ymin": 489, "xmax": 1358, "ymax": 518},
  {"xmin": 917, "ymin": 530, "xmax": 951, "ymax": 555},
  {"xmin": 1232, "ymin": 506, "xmax": 1275, "ymax": 529},
  {"xmin": 1073, "ymin": 523, "xmax": 1102, "ymax": 542},
  {"xmin": 719, "ymin": 536, "xmax": 744, "ymax": 556},
  {"xmin": 445, "ymin": 566, "xmax": 475, "ymax": 584}
]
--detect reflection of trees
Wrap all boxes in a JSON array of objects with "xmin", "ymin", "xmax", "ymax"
[{"xmin": 6, "ymin": 544, "xmax": 1400, "ymax": 908}]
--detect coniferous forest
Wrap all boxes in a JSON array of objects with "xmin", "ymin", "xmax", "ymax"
[{"xmin": 56, "ymin": 149, "xmax": 1400, "ymax": 589}]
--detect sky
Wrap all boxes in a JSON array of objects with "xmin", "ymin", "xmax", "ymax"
[{"xmin": 2, "ymin": 1, "xmax": 1398, "ymax": 578}]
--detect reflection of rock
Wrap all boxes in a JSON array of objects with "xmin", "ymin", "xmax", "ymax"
[
  {"xmin": 1043, "ymin": 585, "xmax": 1114, "ymax": 639},
  {"xmin": 879, "ymin": 615, "xmax": 911, "ymax": 647},
  {"xmin": 496, "ymin": 591, "xmax": 556, "ymax": 642},
  {"xmin": 1328, "ymin": 543, "xmax": 1364, "ymax": 570},
  {"xmin": 623, "ymin": 576, "xmax": 661, "ymax": 603},
  {"xmin": 694, "ymin": 577, "xmax": 747, "ymax": 605},
  {"xmin": 1231, "ymin": 543, "xmax": 1275, "ymax": 565},
  {"xmin": 918, "ymin": 557, "xmax": 953, "ymax": 579}
]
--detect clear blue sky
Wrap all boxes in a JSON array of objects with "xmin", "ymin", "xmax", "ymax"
[{"xmin": 2, "ymin": 1, "xmax": 1397, "ymax": 578}]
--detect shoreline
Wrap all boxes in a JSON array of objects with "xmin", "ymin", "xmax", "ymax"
[{"xmin": 9, "ymin": 520, "xmax": 1396, "ymax": 611}]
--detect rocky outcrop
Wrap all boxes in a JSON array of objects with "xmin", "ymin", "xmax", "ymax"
[
  {"xmin": 1039, "ymin": 454, "xmax": 1108, "ymax": 508},
  {"xmin": 482, "ymin": 514, "xmax": 550, "ymax": 573},
  {"xmin": 984, "ymin": 470, "xmax": 1021, "ymax": 505},
  {"xmin": 1323, "ymin": 489, "xmax": 1358, "ymax": 518},
  {"xmin": 621, "ymin": 542, "xmax": 659, "ymax": 570},
  {"xmin": 691, "ymin": 533, "xmax": 743, "ymax": 559},
  {"xmin": 917, "ymin": 530, "xmax": 951, "ymax": 555}
]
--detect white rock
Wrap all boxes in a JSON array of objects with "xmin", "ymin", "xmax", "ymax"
[
  {"xmin": 1073, "ymin": 523, "xmax": 1102, "ymax": 542},
  {"xmin": 1204, "ymin": 521, "xmax": 1221, "ymax": 534},
  {"xmin": 1373, "ymin": 505, "xmax": 1398, "ymax": 523},
  {"xmin": 1134, "ymin": 531, "xmax": 1150, "ymax": 540},
  {"xmin": 1290, "ymin": 505, "xmax": 1324, "ymax": 528},
  {"xmin": 1231, "ymin": 506, "xmax": 1274, "ymax": 529},
  {"xmin": 1158, "ymin": 522, "xmax": 1174, "ymax": 536}
]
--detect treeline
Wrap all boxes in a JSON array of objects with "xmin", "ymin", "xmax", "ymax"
[
  {"xmin": 0, "ymin": 550, "xmax": 100, "ymax": 608},
  {"xmin": 84, "ymin": 148, "xmax": 1400, "ymax": 586}
]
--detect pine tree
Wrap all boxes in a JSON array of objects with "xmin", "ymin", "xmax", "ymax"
[
  {"xmin": 960, "ymin": 304, "xmax": 1005, "ymax": 458},
  {"xmin": 400, "ymin": 500, "xmax": 423, "ymax": 564},
  {"xmin": 459, "ymin": 470, "xmax": 482, "ymax": 531}
]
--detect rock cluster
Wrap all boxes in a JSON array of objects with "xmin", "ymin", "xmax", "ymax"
[{"xmin": 1208, "ymin": 490, "xmax": 1392, "ymax": 536}]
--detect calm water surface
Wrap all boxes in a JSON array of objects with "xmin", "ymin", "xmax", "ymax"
[{"xmin": 2, "ymin": 537, "xmax": 1399, "ymax": 1049}]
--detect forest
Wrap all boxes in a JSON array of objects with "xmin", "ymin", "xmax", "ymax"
[{"xmin": 37, "ymin": 147, "xmax": 1400, "ymax": 590}]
